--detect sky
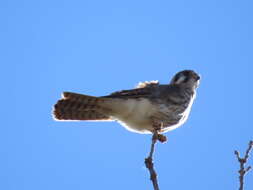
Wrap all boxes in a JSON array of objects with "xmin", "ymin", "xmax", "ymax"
[{"xmin": 1, "ymin": 0, "xmax": 253, "ymax": 189}]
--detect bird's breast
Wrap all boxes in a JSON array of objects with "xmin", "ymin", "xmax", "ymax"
[{"xmin": 110, "ymin": 98, "xmax": 156, "ymax": 133}]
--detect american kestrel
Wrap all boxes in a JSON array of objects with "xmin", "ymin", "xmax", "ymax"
[{"xmin": 53, "ymin": 70, "xmax": 200, "ymax": 134}]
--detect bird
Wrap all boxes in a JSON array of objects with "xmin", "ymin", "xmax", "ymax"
[{"xmin": 53, "ymin": 70, "xmax": 200, "ymax": 134}]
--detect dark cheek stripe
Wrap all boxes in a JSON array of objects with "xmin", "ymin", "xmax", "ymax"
[{"xmin": 183, "ymin": 77, "xmax": 189, "ymax": 83}]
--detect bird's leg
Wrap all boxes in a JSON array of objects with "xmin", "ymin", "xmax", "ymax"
[
  {"xmin": 151, "ymin": 119, "xmax": 167, "ymax": 143},
  {"xmin": 156, "ymin": 123, "xmax": 167, "ymax": 143}
]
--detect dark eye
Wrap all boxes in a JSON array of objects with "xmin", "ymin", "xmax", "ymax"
[
  {"xmin": 181, "ymin": 71, "xmax": 191, "ymax": 83},
  {"xmin": 183, "ymin": 76, "xmax": 189, "ymax": 83}
]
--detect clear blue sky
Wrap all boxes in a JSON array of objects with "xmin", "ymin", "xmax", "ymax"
[{"xmin": 1, "ymin": 0, "xmax": 253, "ymax": 189}]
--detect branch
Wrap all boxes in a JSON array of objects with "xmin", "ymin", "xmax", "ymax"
[
  {"xmin": 234, "ymin": 140, "xmax": 253, "ymax": 190},
  {"xmin": 145, "ymin": 131, "xmax": 167, "ymax": 190}
]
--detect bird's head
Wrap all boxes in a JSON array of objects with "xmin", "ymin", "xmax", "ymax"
[{"xmin": 170, "ymin": 70, "xmax": 200, "ymax": 89}]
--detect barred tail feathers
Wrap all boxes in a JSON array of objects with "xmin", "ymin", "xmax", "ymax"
[{"xmin": 53, "ymin": 92, "xmax": 112, "ymax": 121}]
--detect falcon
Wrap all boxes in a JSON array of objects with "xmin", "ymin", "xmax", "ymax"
[{"xmin": 53, "ymin": 70, "xmax": 200, "ymax": 134}]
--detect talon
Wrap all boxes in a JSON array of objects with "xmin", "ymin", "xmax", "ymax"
[{"xmin": 157, "ymin": 134, "xmax": 167, "ymax": 143}]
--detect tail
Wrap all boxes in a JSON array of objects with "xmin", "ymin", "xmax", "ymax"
[{"xmin": 53, "ymin": 92, "xmax": 113, "ymax": 121}]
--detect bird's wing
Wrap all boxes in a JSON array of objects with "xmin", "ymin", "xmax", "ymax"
[
  {"xmin": 102, "ymin": 80, "xmax": 160, "ymax": 99},
  {"xmin": 102, "ymin": 86, "xmax": 155, "ymax": 98}
]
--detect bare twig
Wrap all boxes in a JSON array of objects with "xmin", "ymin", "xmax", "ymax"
[
  {"xmin": 234, "ymin": 140, "xmax": 253, "ymax": 190},
  {"xmin": 145, "ymin": 131, "xmax": 167, "ymax": 190},
  {"xmin": 145, "ymin": 131, "xmax": 160, "ymax": 190}
]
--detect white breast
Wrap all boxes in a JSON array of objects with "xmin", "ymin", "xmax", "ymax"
[{"xmin": 111, "ymin": 98, "xmax": 156, "ymax": 133}]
